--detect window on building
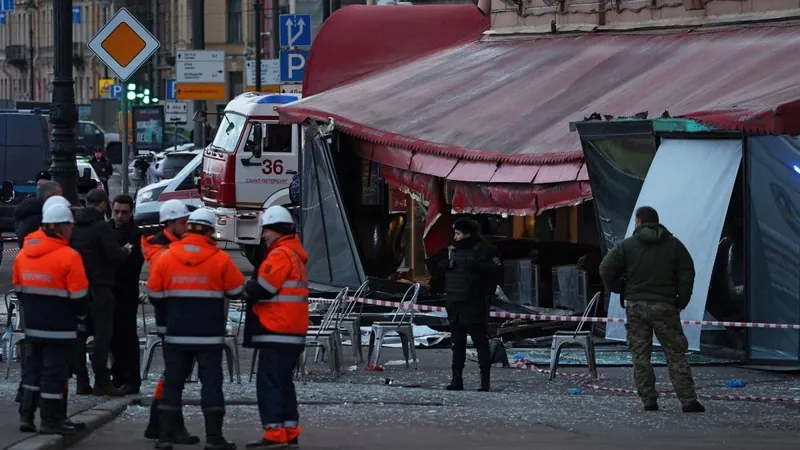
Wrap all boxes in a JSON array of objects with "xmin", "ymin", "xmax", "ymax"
[{"xmin": 227, "ymin": 0, "xmax": 243, "ymax": 43}]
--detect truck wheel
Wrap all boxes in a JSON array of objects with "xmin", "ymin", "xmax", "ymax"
[
  {"xmin": 243, "ymin": 244, "xmax": 266, "ymax": 269},
  {"xmin": 106, "ymin": 143, "xmax": 122, "ymax": 164}
]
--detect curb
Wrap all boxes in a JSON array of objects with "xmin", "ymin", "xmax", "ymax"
[{"xmin": 7, "ymin": 398, "xmax": 134, "ymax": 450}]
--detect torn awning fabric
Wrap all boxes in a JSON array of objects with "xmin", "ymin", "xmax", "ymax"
[{"xmin": 280, "ymin": 22, "xmax": 800, "ymax": 194}]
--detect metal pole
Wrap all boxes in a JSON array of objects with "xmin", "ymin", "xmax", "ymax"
[
  {"xmin": 28, "ymin": 11, "xmax": 34, "ymax": 99},
  {"xmin": 192, "ymin": 0, "xmax": 205, "ymax": 149},
  {"xmin": 331, "ymin": 0, "xmax": 341, "ymax": 14},
  {"xmin": 103, "ymin": 2, "xmax": 109, "ymax": 78},
  {"xmin": 271, "ymin": 0, "xmax": 279, "ymax": 59},
  {"xmin": 49, "ymin": 0, "xmax": 78, "ymax": 204},
  {"xmin": 121, "ymin": 94, "xmax": 129, "ymax": 194},
  {"xmin": 254, "ymin": 0, "xmax": 262, "ymax": 91},
  {"xmin": 151, "ymin": 0, "xmax": 159, "ymax": 99}
]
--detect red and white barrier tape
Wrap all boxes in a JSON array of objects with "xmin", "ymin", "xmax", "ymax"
[
  {"xmin": 504, "ymin": 359, "xmax": 800, "ymax": 404},
  {"xmin": 306, "ymin": 295, "xmax": 800, "ymax": 330}
]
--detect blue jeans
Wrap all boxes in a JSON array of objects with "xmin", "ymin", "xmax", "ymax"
[{"xmin": 256, "ymin": 346, "xmax": 303, "ymax": 429}]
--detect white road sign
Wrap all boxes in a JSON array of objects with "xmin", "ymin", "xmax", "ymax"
[
  {"xmin": 87, "ymin": 8, "xmax": 160, "ymax": 82},
  {"xmin": 165, "ymin": 101, "xmax": 188, "ymax": 124},
  {"xmin": 280, "ymin": 84, "xmax": 302, "ymax": 94},
  {"xmin": 246, "ymin": 60, "xmax": 281, "ymax": 86},
  {"xmin": 176, "ymin": 50, "xmax": 225, "ymax": 83}
]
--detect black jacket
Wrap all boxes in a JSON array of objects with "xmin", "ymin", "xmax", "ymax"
[
  {"xmin": 442, "ymin": 236, "xmax": 502, "ymax": 325},
  {"xmin": 70, "ymin": 207, "xmax": 129, "ymax": 287},
  {"xmin": 89, "ymin": 157, "xmax": 113, "ymax": 181},
  {"xmin": 111, "ymin": 219, "xmax": 145, "ymax": 294},
  {"xmin": 14, "ymin": 196, "xmax": 43, "ymax": 248}
]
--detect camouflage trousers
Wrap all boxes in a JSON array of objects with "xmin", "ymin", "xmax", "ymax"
[{"xmin": 626, "ymin": 301, "xmax": 698, "ymax": 407}]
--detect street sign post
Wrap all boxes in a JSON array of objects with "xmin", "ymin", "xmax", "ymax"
[
  {"xmin": 246, "ymin": 59, "xmax": 281, "ymax": 87},
  {"xmin": 110, "ymin": 84, "xmax": 123, "ymax": 99},
  {"xmin": 87, "ymin": 7, "xmax": 160, "ymax": 194},
  {"xmin": 165, "ymin": 101, "xmax": 188, "ymax": 124},
  {"xmin": 278, "ymin": 14, "xmax": 311, "ymax": 89},
  {"xmin": 176, "ymin": 50, "xmax": 226, "ymax": 101},
  {"xmin": 98, "ymin": 78, "xmax": 115, "ymax": 98},
  {"xmin": 279, "ymin": 50, "xmax": 309, "ymax": 84}
]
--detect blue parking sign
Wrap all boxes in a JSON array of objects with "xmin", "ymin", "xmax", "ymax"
[
  {"xmin": 110, "ymin": 84, "xmax": 123, "ymax": 99},
  {"xmin": 279, "ymin": 50, "xmax": 308, "ymax": 83}
]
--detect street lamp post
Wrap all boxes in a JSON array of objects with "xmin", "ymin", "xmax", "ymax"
[{"xmin": 49, "ymin": 0, "xmax": 78, "ymax": 204}]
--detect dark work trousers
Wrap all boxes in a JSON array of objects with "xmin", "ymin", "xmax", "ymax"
[
  {"xmin": 256, "ymin": 346, "xmax": 303, "ymax": 429},
  {"xmin": 22, "ymin": 342, "xmax": 70, "ymax": 400},
  {"xmin": 72, "ymin": 331, "xmax": 91, "ymax": 382},
  {"xmin": 110, "ymin": 295, "xmax": 141, "ymax": 390},
  {"xmin": 161, "ymin": 345, "xmax": 224, "ymax": 411},
  {"xmin": 89, "ymin": 286, "xmax": 115, "ymax": 386},
  {"xmin": 450, "ymin": 321, "xmax": 491, "ymax": 370}
]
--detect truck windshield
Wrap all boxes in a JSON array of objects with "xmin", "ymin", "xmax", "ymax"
[{"xmin": 211, "ymin": 113, "xmax": 246, "ymax": 153}]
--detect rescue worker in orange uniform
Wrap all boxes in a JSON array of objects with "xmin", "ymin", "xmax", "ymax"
[
  {"xmin": 243, "ymin": 206, "xmax": 309, "ymax": 449},
  {"xmin": 147, "ymin": 209, "xmax": 244, "ymax": 450},
  {"xmin": 14, "ymin": 203, "xmax": 89, "ymax": 435},
  {"xmin": 141, "ymin": 200, "xmax": 198, "ymax": 445}
]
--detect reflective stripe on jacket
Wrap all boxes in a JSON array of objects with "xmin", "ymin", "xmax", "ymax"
[
  {"xmin": 146, "ymin": 233, "xmax": 244, "ymax": 348},
  {"xmin": 12, "ymin": 229, "xmax": 89, "ymax": 342},
  {"xmin": 142, "ymin": 229, "xmax": 178, "ymax": 335},
  {"xmin": 248, "ymin": 235, "xmax": 309, "ymax": 346}
]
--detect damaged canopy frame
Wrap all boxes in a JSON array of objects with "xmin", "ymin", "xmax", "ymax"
[{"xmin": 300, "ymin": 118, "xmax": 367, "ymax": 290}]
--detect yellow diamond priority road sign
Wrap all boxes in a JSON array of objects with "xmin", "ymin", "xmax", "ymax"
[{"xmin": 87, "ymin": 8, "xmax": 159, "ymax": 82}]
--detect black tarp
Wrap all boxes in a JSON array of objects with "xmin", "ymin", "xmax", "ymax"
[{"xmin": 300, "ymin": 126, "xmax": 366, "ymax": 287}]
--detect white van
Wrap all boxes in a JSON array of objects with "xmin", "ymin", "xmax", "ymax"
[{"xmin": 134, "ymin": 151, "xmax": 203, "ymax": 230}]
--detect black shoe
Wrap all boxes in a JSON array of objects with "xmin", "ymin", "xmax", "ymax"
[
  {"xmin": 76, "ymin": 378, "xmax": 93, "ymax": 396},
  {"xmin": 477, "ymin": 368, "xmax": 490, "ymax": 392},
  {"xmin": 682, "ymin": 401, "xmax": 706, "ymax": 413},
  {"xmin": 40, "ymin": 421, "xmax": 79, "ymax": 436},
  {"xmin": 643, "ymin": 402, "xmax": 659, "ymax": 411},
  {"xmin": 65, "ymin": 419, "xmax": 87, "ymax": 431},
  {"xmin": 144, "ymin": 400, "xmax": 161, "ymax": 440},
  {"xmin": 203, "ymin": 409, "xmax": 235, "ymax": 450},
  {"xmin": 156, "ymin": 407, "xmax": 176, "ymax": 449},
  {"xmin": 19, "ymin": 390, "xmax": 39, "ymax": 432},
  {"xmin": 174, "ymin": 411, "xmax": 201, "ymax": 445},
  {"xmin": 287, "ymin": 437, "xmax": 298, "ymax": 449},
  {"xmin": 445, "ymin": 369, "xmax": 463, "ymax": 391},
  {"xmin": 93, "ymin": 383, "xmax": 124, "ymax": 397},
  {"xmin": 40, "ymin": 398, "xmax": 77, "ymax": 436},
  {"xmin": 245, "ymin": 439, "xmax": 287, "ymax": 449},
  {"xmin": 119, "ymin": 384, "xmax": 141, "ymax": 396}
]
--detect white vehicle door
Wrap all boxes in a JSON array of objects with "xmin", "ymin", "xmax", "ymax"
[
  {"xmin": 162, "ymin": 154, "xmax": 204, "ymax": 208},
  {"xmin": 235, "ymin": 121, "xmax": 298, "ymax": 208}
]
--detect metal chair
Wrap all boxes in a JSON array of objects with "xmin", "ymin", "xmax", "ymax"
[
  {"xmin": 140, "ymin": 294, "xmax": 164, "ymax": 381},
  {"xmin": 366, "ymin": 283, "xmax": 420, "ymax": 369},
  {"xmin": 548, "ymin": 291, "xmax": 600, "ymax": 380},
  {"xmin": 4, "ymin": 290, "xmax": 25, "ymax": 379},
  {"xmin": 309, "ymin": 282, "xmax": 366, "ymax": 364},
  {"xmin": 189, "ymin": 299, "xmax": 242, "ymax": 384},
  {"xmin": 302, "ymin": 288, "xmax": 347, "ymax": 377}
]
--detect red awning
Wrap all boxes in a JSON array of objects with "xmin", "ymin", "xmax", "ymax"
[
  {"xmin": 302, "ymin": 5, "xmax": 489, "ymax": 97},
  {"xmin": 281, "ymin": 22, "xmax": 800, "ymax": 173}
]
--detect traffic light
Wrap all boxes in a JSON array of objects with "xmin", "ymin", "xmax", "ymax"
[{"xmin": 126, "ymin": 83, "xmax": 136, "ymax": 101}]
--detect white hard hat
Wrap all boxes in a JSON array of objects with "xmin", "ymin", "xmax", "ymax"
[
  {"xmin": 259, "ymin": 206, "xmax": 293, "ymax": 228},
  {"xmin": 42, "ymin": 195, "xmax": 71, "ymax": 212},
  {"xmin": 42, "ymin": 204, "xmax": 74, "ymax": 224},
  {"xmin": 159, "ymin": 199, "xmax": 190, "ymax": 223},
  {"xmin": 187, "ymin": 208, "xmax": 216, "ymax": 228}
]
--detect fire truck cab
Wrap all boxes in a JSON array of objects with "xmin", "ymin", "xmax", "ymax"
[{"xmin": 200, "ymin": 92, "xmax": 302, "ymax": 265}]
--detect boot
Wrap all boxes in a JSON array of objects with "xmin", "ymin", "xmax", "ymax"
[
  {"xmin": 75, "ymin": 376, "xmax": 93, "ymax": 396},
  {"xmin": 203, "ymin": 409, "xmax": 236, "ymax": 450},
  {"xmin": 144, "ymin": 400, "xmax": 161, "ymax": 439},
  {"xmin": 477, "ymin": 367, "xmax": 490, "ymax": 392},
  {"xmin": 445, "ymin": 369, "xmax": 464, "ymax": 391},
  {"xmin": 18, "ymin": 390, "xmax": 39, "ymax": 433},
  {"xmin": 155, "ymin": 408, "xmax": 176, "ymax": 450},
  {"xmin": 246, "ymin": 428, "xmax": 287, "ymax": 449},
  {"xmin": 62, "ymin": 383, "xmax": 86, "ymax": 431},
  {"xmin": 682, "ymin": 401, "xmax": 706, "ymax": 413},
  {"xmin": 93, "ymin": 382, "xmax": 124, "ymax": 397},
  {"xmin": 39, "ymin": 398, "xmax": 77, "ymax": 436},
  {"xmin": 174, "ymin": 409, "xmax": 201, "ymax": 445}
]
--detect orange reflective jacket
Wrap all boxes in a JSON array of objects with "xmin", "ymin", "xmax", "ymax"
[
  {"xmin": 142, "ymin": 229, "xmax": 179, "ymax": 335},
  {"xmin": 142, "ymin": 229, "xmax": 179, "ymax": 263},
  {"xmin": 249, "ymin": 235, "xmax": 309, "ymax": 346},
  {"xmin": 147, "ymin": 233, "xmax": 244, "ymax": 348},
  {"xmin": 13, "ymin": 229, "xmax": 89, "ymax": 342}
]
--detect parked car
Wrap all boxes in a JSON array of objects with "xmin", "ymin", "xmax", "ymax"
[
  {"xmin": 76, "ymin": 120, "xmax": 121, "ymax": 161},
  {"xmin": 129, "ymin": 146, "xmax": 198, "ymax": 183},
  {"xmin": 135, "ymin": 152, "xmax": 203, "ymax": 232}
]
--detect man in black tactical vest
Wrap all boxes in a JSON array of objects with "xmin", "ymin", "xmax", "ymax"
[{"xmin": 442, "ymin": 217, "xmax": 502, "ymax": 392}]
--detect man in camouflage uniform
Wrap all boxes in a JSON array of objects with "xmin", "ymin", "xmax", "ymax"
[{"xmin": 599, "ymin": 206, "xmax": 705, "ymax": 413}]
